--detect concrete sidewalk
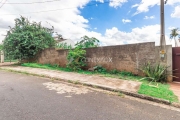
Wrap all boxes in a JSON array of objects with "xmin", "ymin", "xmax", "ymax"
[
  {"xmin": 170, "ymin": 82, "xmax": 180, "ymax": 101},
  {"xmin": 0, "ymin": 62, "xmax": 16, "ymax": 66},
  {"xmin": 0, "ymin": 66, "xmax": 141, "ymax": 93}
]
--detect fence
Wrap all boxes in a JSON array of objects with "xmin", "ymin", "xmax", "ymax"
[{"xmin": 33, "ymin": 42, "xmax": 172, "ymax": 82}]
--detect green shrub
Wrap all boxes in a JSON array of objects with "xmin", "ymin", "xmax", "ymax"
[
  {"xmin": 93, "ymin": 65, "xmax": 107, "ymax": 73},
  {"xmin": 56, "ymin": 42, "xmax": 72, "ymax": 49},
  {"xmin": 140, "ymin": 62, "xmax": 168, "ymax": 83},
  {"xmin": 119, "ymin": 71, "xmax": 134, "ymax": 76},
  {"xmin": 109, "ymin": 69, "xmax": 119, "ymax": 74},
  {"xmin": 3, "ymin": 16, "xmax": 55, "ymax": 60},
  {"xmin": 67, "ymin": 47, "xmax": 86, "ymax": 71},
  {"xmin": 75, "ymin": 35, "xmax": 100, "ymax": 48},
  {"xmin": 0, "ymin": 44, "xmax": 3, "ymax": 50}
]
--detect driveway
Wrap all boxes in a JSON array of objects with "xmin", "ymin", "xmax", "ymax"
[{"xmin": 0, "ymin": 71, "xmax": 180, "ymax": 120}]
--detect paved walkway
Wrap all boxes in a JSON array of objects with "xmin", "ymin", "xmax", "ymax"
[
  {"xmin": 170, "ymin": 82, "xmax": 180, "ymax": 101},
  {"xmin": 0, "ymin": 66, "xmax": 141, "ymax": 93},
  {"xmin": 0, "ymin": 62, "xmax": 16, "ymax": 66}
]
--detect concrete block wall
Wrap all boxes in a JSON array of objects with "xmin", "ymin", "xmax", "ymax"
[
  {"xmin": 85, "ymin": 42, "xmax": 156, "ymax": 75},
  {"xmin": 34, "ymin": 42, "xmax": 173, "ymax": 81}
]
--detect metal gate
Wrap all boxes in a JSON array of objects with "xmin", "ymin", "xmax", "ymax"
[{"xmin": 173, "ymin": 47, "xmax": 180, "ymax": 82}]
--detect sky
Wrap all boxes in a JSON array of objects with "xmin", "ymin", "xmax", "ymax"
[{"xmin": 0, "ymin": 0, "xmax": 180, "ymax": 46}]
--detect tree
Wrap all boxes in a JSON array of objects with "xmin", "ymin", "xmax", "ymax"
[
  {"xmin": 0, "ymin": 44, "xmax": 3, "ymax": 51},
  {"xmin": 170, "ymin": 28, "xmax": 179, "ymax": 47},
  {"xmin": 75, "ymin": 35, "xmax": 100, "ymax": 48},
  {"xmin": 3, "ymin": 16, "xmax": 56, "ymax": 60}
]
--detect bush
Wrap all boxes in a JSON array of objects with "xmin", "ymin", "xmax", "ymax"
[
  {"xmin": 67, "ymin": 47, "xmax": 86, "ymax": 71},
  {"xmin": 93, "ymin": 65, "xmax": 107, "ymax": 73},
  {"xmin": 56, "ymin": 42, "xmax": 72, "ymax": 49},
  {"xmin": 109, "ymin": 69, "xmax": 119, "ymax": 74},
  {"xmin": 75, "ymin": 35, "xmax": 100, "ymax": 48},
  {"xmin": 3, "ymin": 16, "xmax": 55, "ymax": 60},
  {"xmin": 119, "ymin": 71, "xmax": 134, "ymax": 76},
  {"xmin": 0, "ymin": 44, "xmax": 3, "ymax": 50},
  {"xmin": 140, "ymin": 62, "xmax": 169, "ymax": 83}
]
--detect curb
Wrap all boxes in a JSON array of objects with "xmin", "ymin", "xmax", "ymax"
[{"xmin": 1, "ymin": 67, "xmax": 180, "ymax": 108}]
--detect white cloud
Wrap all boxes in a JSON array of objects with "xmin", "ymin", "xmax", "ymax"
[
  {"xmin": 122, "ymin": 19, "xmax": 132, "ymax": 24},
  {"xmin": 133, "ymin": 0, "xmax": 180, "ymax": 15},
  {"xmin": 0, "ymin": 0, "xmax": 91, "ymax": 43},
  {"xmin": 131, "ymin": 4, "xmax": 139, "ymax": 8},
  {"xmin": 167, "ymin": 0, "xmax": 180, "ymax": 5},
  {"xmin": 0, "ymin": 0, "xmax": 172, "ymax": 47},
  {"xmin": 144, "ymin": 16, "xmax": 155, "ymax": 19},
  {"xmin": 132, "ymin": 0, "xmax": 159, "ymax": 15},
  {"xmin": 95, "ymin": 0, "xmax": 128, "ymax": 8},
  {"xmin": 102, "ymin": 24, "xmax": 172, "ymax": 46},
  {"xmin": 109, "ymin": 0, "xmax": 128, "ymax": 8},
  {"xmin": 168, "ymin": 26, "xmax": 175, "ymax": 30},
  {"xmin": 96, "ymin": 0, "xmax": 104, "ymax": 3},
  {"xmin": 171, "ymin": 6, "xmax": 180, "ymax": 18}
]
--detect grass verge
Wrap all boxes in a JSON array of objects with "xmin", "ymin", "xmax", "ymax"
[
  {"xmin": 138, "ymin": 83, "xmax": 178, "ymax": 102},
  {"xmin": 4, "ymin": 59, "xmax": 18, "ymax": 62},
  {"xmin": 21, "ymin": 63, "xmax": 179, "ymax": 102}
]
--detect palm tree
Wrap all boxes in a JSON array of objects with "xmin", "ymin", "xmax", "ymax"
[{"xmin": 170, "ymin": 28, "xmax": 179, "ymax": 47}]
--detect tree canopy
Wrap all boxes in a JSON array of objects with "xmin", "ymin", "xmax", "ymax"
[
  {"xmin": 3, "ymin": 16, "xmax": 56, "ymax": 60},
  {"xmin": 0, "ymin": 44, "xmax": 2, "ymax": 51},
  {"xmin": 170, "ymin": 28, "xmax": 179, "ymax": 47},
  {"xmin": 75, "ymin": 35, "xmax": 100, "ymax": 48}
]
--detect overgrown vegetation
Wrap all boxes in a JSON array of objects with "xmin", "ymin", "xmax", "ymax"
[
  {"xmin": 93, "ymin": 65, "xmax": 107, "ymax": 73},
  {"xmin": 3, "ymin": 16, "xmax": 56, "ymax": 60},
  {"xmin": 56, "ymin": 42, "xmax": 72, "ymax": 49},
  {"xmin": 139, "ymin": 62, "xmax": 169, "ymax": 84},
  {"xmin": 75, "ymin": 35, "xmax": 100, "ymax": 48},
  {"xmin": 0, "ymin": 44, "xmax": 3, "ymax": 50},
  {"xmin": 67, "ymin": 47, "xmax": 86, "ymax": 71},
  {"xmin": 66, "ymin": 35, "xmax": 100, "ymax": 71}
]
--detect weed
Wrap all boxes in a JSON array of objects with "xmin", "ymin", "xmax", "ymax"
[
  {"xmin": 118, "ymin": 92, "xmax": 124, "ymax": 97},
  {"xmin": 74, "ymin": 81, "xmax": 80, "ymax": 84},
  {"xmin": 68, "ymin": 80, "xmax": 73, "ymax": 83}
]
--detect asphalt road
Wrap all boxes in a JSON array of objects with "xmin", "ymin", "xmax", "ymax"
[{"xmin": 0, "ymin": 71, "xmax": 180, "ymax": 120}]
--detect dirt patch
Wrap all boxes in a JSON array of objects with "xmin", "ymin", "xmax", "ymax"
[{"xmin": 43, "ymin": 82, "xmax": 92, "ymax": 96}]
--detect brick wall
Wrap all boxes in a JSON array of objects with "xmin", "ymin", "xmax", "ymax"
[{"xmin": 36, "ymin": 42, "xmax": 157, "ymax": 75}]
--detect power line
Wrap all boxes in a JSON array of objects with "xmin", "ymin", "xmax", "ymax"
[
  {"xmin": 1, "ymin": 0, "xmax": 61, "ymax": 5},
  {"xmin": 0, "ymin": 0, "xmax": 104, "ymax": 5},
  {"xmin": 0, "ymin": 1, "xmax": 110, "ymax": 16},
  {"xmin": 0, "ymin": 0, "xmax": 7, "ymax": 9}
]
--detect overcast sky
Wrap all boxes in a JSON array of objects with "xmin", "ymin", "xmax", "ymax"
[{"xmin": 0, "ymin": 0, "xmax": 180, "ymax": 46}]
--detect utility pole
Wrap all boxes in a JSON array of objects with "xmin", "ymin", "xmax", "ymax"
[{"xmin": 160, "ymin": 0, "xmax": 167, "ymax": 61}]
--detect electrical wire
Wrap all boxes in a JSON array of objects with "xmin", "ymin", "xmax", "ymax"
[
  {"xmin": 0, "ymin": 0, "xmax": 104, "ymax": 4},
  {"xmin": 2, "ymin": 0, "xmax": 62, "ymax": 4},
  {"xmin": 0, "ymin": 0, "xmax": 7, "ymax": 9},
  {"xmin": 0, "ymin": 1, "xmax": 110, "ymax": 16}
]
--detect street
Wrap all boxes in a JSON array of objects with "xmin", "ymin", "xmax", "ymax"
[{"xmin": 0, "ymin": 71, "xmax": 180, "ymax": 120}]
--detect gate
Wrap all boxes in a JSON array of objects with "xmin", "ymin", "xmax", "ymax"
[{"xmin": 173, "ymin": 47, "xmax": 180, "ymax": 82}]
